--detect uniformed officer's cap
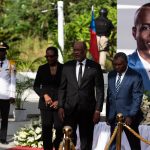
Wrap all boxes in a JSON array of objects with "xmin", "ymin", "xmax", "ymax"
[{"xmin": 0, "ymin": 42, "xmax": 9, "ymax": 51}]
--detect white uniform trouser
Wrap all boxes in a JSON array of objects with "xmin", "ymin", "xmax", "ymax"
[{"xmin": 97, "ymin": 36, "xmax": 108, "ymax": 70}]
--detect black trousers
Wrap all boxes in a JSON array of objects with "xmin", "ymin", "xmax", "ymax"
[
  {"xmin": 64, "ymin": 106, "xmax": 94, "ymax": 150},
  {"xmin": 0, "ymin": 100, "xmax": 10, "ymax": 141},
  {"xmin": 40, "ymin": 109, "xmax": 63, "ymax": 150},
  {"xmin": 109, "ymin": 120, "xmax": 141, "ymax": 150}
]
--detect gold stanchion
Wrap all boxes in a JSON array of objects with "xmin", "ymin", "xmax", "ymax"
[
  {"xmin": 59, "ymin": 126, "xmax": 75, "ymax": 150},
  {"xmin": 63, "ymin": 126, "xmax": 72, "ymax": 150},
  {"xmin": 105, "ymin": 113, "xmax": 150, "ymax": 150},
  {"xmin": 104, "ymin": 125, "xmax": 118, "ymax": 150},
  {"xmin": 124, "ymin": 124, "xmax": 150, "ymax": 145},
  {"xmin": 116, "ymin": 113, "xmax": 124, "ymax": 150}
]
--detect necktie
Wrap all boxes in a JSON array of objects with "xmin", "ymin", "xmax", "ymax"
[
  {"xmin": 78, "ymin": 62, "xmax": 83, "ymax": 86},
  {"xmin": 0, "ymin": 61, "xmax": 3, "ymax": 68},
  {"xmin": 116, "ymin": 73, "xmax": 122, "ymax": 93}
]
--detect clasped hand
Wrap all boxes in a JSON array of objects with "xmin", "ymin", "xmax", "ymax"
[
  {"xmin": 44, "ymin": 94, "xmax": 58, "ymax": 109},
  {"xmin": 93, "ymin": 110, "xmax": 101, "ymax": 124},
  {"xmin": 125, "ymin": 116, "xmax": 132, "ymax": 126}
]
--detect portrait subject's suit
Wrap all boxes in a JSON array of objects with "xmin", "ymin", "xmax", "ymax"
[
  {"xmin": 106, "ymin": 67, "xmax": 143, "ymax": 150},
  {"xmin": 128, "ymin": 51, "xmax": 150, "ymax": 91},
  {"xmin": 58, "ymin": 59, "xmax": 104, "ymax": 150}
]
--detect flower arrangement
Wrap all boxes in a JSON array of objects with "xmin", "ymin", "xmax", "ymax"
[
  {"xmin": 141, "ymin": 91, "xmax": 150, "ymax": 125},
  {"xmin": 14, "ymin": 118, "xmax": 56, "ymax": 148},
  {"xmin": 14, "ymin": 118, "xmax": 43, "ymax": 148}
]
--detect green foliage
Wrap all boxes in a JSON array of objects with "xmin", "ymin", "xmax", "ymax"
[
  {"xmin": 0, "ymin": 0, "xmax": 116, "ymax": 71},
  {"xmin": 63, "ymin": 2, "xmax": 117, "ymax": 66}
]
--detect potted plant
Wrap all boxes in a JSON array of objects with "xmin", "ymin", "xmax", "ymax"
[{"xmin": 13, "ymin": 76, "xmax": 33, "ymax": 121}]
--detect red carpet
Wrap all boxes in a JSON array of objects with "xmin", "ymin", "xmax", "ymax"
[{"xmin": 7, "ymin": 146, "xmax": 43, "ymax": 150}]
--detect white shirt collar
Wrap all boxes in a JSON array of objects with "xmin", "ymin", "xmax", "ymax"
[
  {"xmin": 77, "ymin": 59, "xmax": 86, "ymax": 66},
  {"xmin": 116, "ymin": 67, "xmax": 128, "ymax": 83}
]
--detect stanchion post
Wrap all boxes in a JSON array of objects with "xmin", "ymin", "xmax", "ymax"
[
  {"xmin": 63, "ymin": 126, "xmax": 73, "ymax": 150},
  {"xmin": 116, "ymin": 113, "xmax": 124, "ymax": 150}
]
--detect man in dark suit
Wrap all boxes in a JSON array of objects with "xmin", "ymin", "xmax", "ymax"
[
  {"xmin": 106, "ymin": 52, "xmax": 144, "ymax": 150},
  {"xmin": 34, "ymin": 47, "xmax": 63, "ymax": 150},
  {"xmin": 58, "ymin": 41, "xmax": 104, "ymax": 150}
]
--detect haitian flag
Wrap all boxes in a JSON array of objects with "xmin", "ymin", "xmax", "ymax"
[{"xmin": 89, "ymin": 6, "xmax": 99, "ymax": 63}]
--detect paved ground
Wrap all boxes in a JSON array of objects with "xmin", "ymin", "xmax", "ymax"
[
  {"xmin": 0, "ymin": 135, "xmax": 14, "ymax": 150},
  {"xmin": 0, "ymin": 118, "xmax": 31, "ymax": 150}
]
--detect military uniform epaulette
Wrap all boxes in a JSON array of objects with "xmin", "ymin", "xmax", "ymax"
[
  {"xmin": 8, "ymin": 60, "xmax": 16, "ymax": 74},
  {"xmin": 9, "ymin": 60, "xmax": 16, "ymax": 65}
]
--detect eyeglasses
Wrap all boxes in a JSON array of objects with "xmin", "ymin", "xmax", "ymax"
[
  {"xmin": 0, "ymin": 48, "xmax": 6, "ymax": 52},
  {"xmin": 45, "ymin": 55, "xmax": 56, "ymax": 58}
]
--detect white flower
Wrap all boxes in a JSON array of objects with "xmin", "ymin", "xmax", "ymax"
[
  {"xmin": 18, "ymin": 131, "xmax": 28, "ymax": 139},
  {"xmin": 38, "ymin": 141, "xmax": 43, "ymax": 148},
  {"xmin": 35, "ymin": 127, "xmax": 42, "ymax": 134},
  {"xmin": 14, "ymin": 118, "xmax": 43, "ymax": 148},
  {"xmin": 27, "ymin": 136, "xmax": 35, "ymax": 143},
  {"xmin": 29, "ymin": 130, "xmax": 36, "ymax": 135},
  {"xmin": 31, "ymin": 143, "xmax": 38, "ymax": 147},
  {"xmin": 35, "ymin": 134, "xmax": 41, "ymax": 140},
  {"xmin": 141, "ymin": 92, "xmax": 150, "ymax": 125}
]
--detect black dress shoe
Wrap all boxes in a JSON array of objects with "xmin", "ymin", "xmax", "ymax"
[{"xmin": 0, "ymin": 139, "xmax": 9, "ymax": 144}]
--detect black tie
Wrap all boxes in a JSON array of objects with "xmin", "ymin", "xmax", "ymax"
[
  {"xmin": 0, "ymin": 61, "xmax": 3, "ymax": 68},
  {"xmin": 78, "ymin": 62, "xmax": 83, "ymax": 86},
  {"xmin": 116, "ymin": 73, "xmax": 122, "ymax": 93}
]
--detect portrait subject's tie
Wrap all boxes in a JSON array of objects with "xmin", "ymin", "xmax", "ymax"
[
  {"xmin": 78, "ymin": 62, "xmax": 83, "ymax": 86},
  {"xmin": 116, "ymin": 73, "xmax": 122, "ymax": 93}
]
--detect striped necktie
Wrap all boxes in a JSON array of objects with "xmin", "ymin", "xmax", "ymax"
[{"xmin": 116, "ymin": 73, "xmax": 122, "ymax": 93}]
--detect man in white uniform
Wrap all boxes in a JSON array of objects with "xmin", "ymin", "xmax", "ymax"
[{"xmin": 0, "ymin": 42, "xmax": 16, "ymax": 144}]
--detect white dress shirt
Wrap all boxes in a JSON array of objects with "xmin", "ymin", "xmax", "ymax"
[
  {"xmin": 137, "ymin": 50, "xmax": 150, "ymax": 80},
  {"xmin": 76, "ymin": 59, "xmax": 86, "ymax": 81},
  {"xmin": 0, "ymin": 59, "xmax": 16, "ymax": 99},
  {"xmin": 115, "ymin": 67, "xmax": 128, "ymax": 85}
]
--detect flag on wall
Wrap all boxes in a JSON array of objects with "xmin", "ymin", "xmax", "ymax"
[{"xmin": 89, "ymin": 6, "xmax": 99, "ymax": 63}]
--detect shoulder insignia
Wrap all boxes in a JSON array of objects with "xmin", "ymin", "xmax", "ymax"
[{"xmin": 9, "ymin": 60, "xmax": 16, "ymax": 65}]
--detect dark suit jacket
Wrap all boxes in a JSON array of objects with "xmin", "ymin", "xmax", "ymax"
[
  {"xmin": 58, "ymin": 59, "xmax": 104, "ymax": 116},
  {"xmin": 106, "ymin": 67, "xmax": 144, "ymax": 121},
  {"xmin": 34, "ymin": 62, "xmax": 63, "ymax": 109},
  {"xmin": 128, "ymin": 51, "xmax": 150, "ymax": 91}
]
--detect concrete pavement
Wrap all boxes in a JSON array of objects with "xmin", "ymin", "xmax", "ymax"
[{"xmin": 0, "ymin": 118, "xmax": 31, "ymax": 150}]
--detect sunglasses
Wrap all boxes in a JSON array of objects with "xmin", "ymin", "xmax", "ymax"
[
  {"xmin": 0, "ymin": 48, "xmax": 6, "ymax": 52},
  {"xmin": 45, "ymin": 55, "xmax": 56, "ymax": 58}
]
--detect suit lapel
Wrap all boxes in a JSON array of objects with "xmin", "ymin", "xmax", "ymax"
[
  {"xmin": 82, "ymin": 60, "xmax": 89, "ymax": 79},
  {"xmin": 118, "ymin": 68, "xmax": 131, "ymax": 93},
  {"xmin": 111, "ymin": 72, "xmax": 117, "ymax": 95},
  {"xmin": 72, "ymin": 61, "xmax": 78, "ymax": 87},
  {"xmin": 80, "ymin": 59, "xmax": 90, "ymax": 87},
  {"xmin": 129, "ymin": 51, "xmax": 149, "ymax": 82}
]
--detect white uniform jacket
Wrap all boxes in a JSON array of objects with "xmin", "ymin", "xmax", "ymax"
[{"xmin": 0, "ymin": 59, "xmax": 16, "ymax": 99}]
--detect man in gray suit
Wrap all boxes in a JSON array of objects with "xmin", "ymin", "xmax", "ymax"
[
  {"xmin": 106, "ymin": 52, "xmax": 143, "ymax": 150},
  {"xmin": 58, "ymin": 41, "xmax": 104, "ymax": 150}
]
